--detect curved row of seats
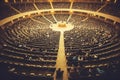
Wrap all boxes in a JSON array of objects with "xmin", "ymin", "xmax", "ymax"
[
  {"xmin": 0, "ymin": 17, "xmax": 59, "ymax": 79},
  {"xmin": 0, "ymin": 6, "xmax": 120, "ymax": 80}
]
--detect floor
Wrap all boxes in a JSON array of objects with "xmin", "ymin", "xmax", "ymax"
[{"xmin": 54, "ymin": 32, "xmax": 68, "ymax": 80}]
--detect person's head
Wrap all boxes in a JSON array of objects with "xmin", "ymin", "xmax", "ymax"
[{"xmin": 58, "ymin": 68, "xmax": 61, "ymax": 71}]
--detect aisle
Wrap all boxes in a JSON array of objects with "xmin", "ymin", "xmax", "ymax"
[{"xmin": 54, "ymin": 32, "xmax": 68, "ymax": 80}]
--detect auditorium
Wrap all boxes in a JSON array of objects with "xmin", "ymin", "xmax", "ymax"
[{"xmin": 0, "ymin": 0, "xmax": 120, "ymax": 80}]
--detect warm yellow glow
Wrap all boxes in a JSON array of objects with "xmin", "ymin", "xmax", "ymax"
[
  {"xmin": 69, "ymin": 0, "xmax": 74, "ymax": 2},
  {"xmin": 49, "ymin": 0, "xmax": 54, "ymax": 9},
  {"xmin": 69, "ymin": 10, "xmax": 73, "ymax": 14},
  {"xmin": 51, "ymin": 10, "xmax": 55, "ymax": 14},
  {"xmin": 4, "ymin": 0, "xmax": 8, "ymax": 3},
  {"xmin": 55, "ymin": 32, "xmax": 68, "ymax": 80},
  {"xmin": 50, "ymin": 21, "xmax": 74, "ymax": 32},
  {"xmin": 23, "ymin": 16, "xmax": 25, "ymax": 18},
  {"xmin": 49, "ymin": 0, "xmax": 53, "ymax": 2},
  {"xmin": 107, "ymin": 0, "xmax": 110, "ymax": 1},
  {"xmin": 38, "ymin": 12, "xmax": 41, "ymax": 14},
  {"xmin": 58, "ymin": 22, "xmax": 66, "ymax": 28},
  {"xmin": 50, "ymin": 21, "xmax": 74, "ymax": 80},
  {"xmin": 33, "ymin": 3, "xmax": 39, "ymax": 10}
]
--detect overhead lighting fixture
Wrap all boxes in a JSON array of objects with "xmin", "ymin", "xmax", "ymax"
[
  {"xmin": 69, "ymin": 9, "xmax": 73, "ymax": 14},
  {"xmin": 51, "ymin": 10, "xmax": 55, "ymax": 14}
]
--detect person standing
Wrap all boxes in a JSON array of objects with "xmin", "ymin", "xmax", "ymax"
[{"xmin": 56, "ymin": 68, "xmax": 64, "ymax": 80}]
